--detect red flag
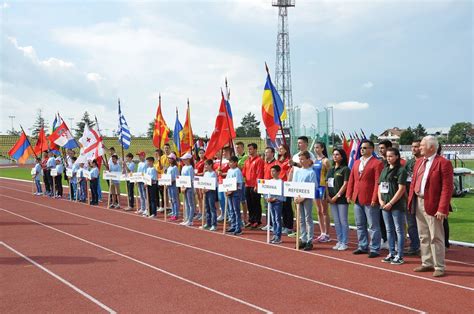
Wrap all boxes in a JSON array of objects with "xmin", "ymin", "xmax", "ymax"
[
  {"xmin": 180, "ymin": 100, "xmax": 194, "ymax": 155},
  {"xmin": 152, "ymin": 95, "xmax": 170, "ymax": 148},
  {"xmin": 204, "ymin": 93, "xmax": 233, "ymax": 159},
  {"xmin": 342, "ymin": 133, "xmax": 351, "ymax": 158},
  {"xmin": 33, "ymin": 127, "xmax": 49, "ymax": 155}
]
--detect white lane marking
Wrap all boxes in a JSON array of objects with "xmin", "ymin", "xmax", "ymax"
[
  {"xmin": 1, "ymin": 200, "xmax": 431, "ymax": 312},
  {"xmin": 0, "ymin": 208, "xmax": 272, "ymax": 314},
  {"xmin": 1, "ymin": 241, "xmax": 116, "ymax": 314}
]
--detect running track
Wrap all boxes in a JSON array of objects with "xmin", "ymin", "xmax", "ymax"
[{"xmin": 1, "ymin": 178, "xmax": 473, "ymax": 313}]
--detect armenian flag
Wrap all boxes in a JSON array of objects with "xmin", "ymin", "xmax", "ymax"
[
  {"xmin": 262, "ymin": 63, "xmax": 287, "ymax": 142},
  {"xmin": 8, "ymin": 130, "xmax": 34, "ymax": 164}
]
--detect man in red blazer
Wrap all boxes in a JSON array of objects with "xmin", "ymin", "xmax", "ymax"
[
  {"xmin": 347, "ymin": 140, "xmax": 384, "ymax": 258},
  {"xmin": 408, "ymin": 136, "xmax": 453, "ymax": 277}
]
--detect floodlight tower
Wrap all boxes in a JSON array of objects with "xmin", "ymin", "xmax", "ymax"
[{"xmin": 273, "ymin": 0, "xmax": 295, "ymax": 140}]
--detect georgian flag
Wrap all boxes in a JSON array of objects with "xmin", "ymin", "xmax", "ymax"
[{"xmin": 76, "ymin": 124, "xmax": 104, "ymax": 164}]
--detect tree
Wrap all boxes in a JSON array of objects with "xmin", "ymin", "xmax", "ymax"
[
  {"xmin": 7, "ymin": 129, "xmax": 21, "ymax": 136},
  {"xmin": 448, "ymin": 122, "xmax": 473, "ymax": 144},
  {"xmin": 236, "ymin": 112, "xmax": 261, "ymax": 137},
  {"xmin": 413, "ymin": 123, "xmax": 427, "ymax": 139},
  {"xmin": 147, "ymin": 120, "xmax": 155, "ymax": 138},
  {"xmin": 75, "ymin": 111, "xmax": 95, "ymax": 137},
  {"xmin": 399, "ymin": 127, "xmax": 415, "ymax": 145},
  {"xmin": 31, "ymin": 109, "xmax": 48, "ymax": 138},
  {"xmin": 369, "ymin": 133, "xmax": 378, "ymax": 143}
]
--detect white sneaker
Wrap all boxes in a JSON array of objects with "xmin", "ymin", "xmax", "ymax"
[
  {"xmin": 332, "ymin": 243, "xmax": 341, "ymax": 250},
  {"xmin": 148, "ymin": 214, "xmax": 156, "ymax": 218},
  {"xmin": 261, "ymin": 225, "xmax": 269, "ymax": 231},
  {"xmin": 179, "ymin": 221, "xmax": 188, "ymax": 225},
  {"xmin": 338, "ymin": 244, "xmax": 348, "ymax": 251},
  {"xmin": 209, "ymin": 226, "xmax": 217, "ymax": 231},
  {"xmin": 158, "ymin": 207, "xmax": 164, "ymax": 213}
]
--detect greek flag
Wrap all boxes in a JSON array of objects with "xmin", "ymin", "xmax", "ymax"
[{"xmin": 118, "ymin": 99, "xmax": 131, "ymax": 149}]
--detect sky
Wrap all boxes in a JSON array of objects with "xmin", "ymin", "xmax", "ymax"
[{"xmin": 1, "ymin": 0, "xmax": 472, "ymax": 138}]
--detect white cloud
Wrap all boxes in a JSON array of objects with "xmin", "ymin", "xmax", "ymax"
[
  {"xmin": 1, "ymin": 2, "xmax": 9, "ymax": 9},
  {"xmin": 87, "ymin": 72, "xmax": 104, "ymax": 82},
  {"xmin": 362, "ymin": 81, "xmax": 374, "ymax": 89},
  {"xmin": 331, "ymin": 101, "xmax": 369, "ymax": 110}
]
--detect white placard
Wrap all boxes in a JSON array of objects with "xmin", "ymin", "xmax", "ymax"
[
  {"xmin": 50, "ymin": 169, "xmax": 58, "ymax": 177},
  {"xmin": 283, "ymin": 181, "xmax": 315, "ymax": 199},
  {"xmin": 83, "ymin": 170, "xmax": 91, "ymax": 180},
  {"xmin": 176, "ymin": 176, "xmax": 192, "ymax": 188},
  {"xmin": 158, "ymin": 174, "xmax": 172, "ymax": 186},
  {"xmin": 130, "ymin": 172, "xmax": 144, "ymax": 183},
  {"xmin": 31, "ymin": 168, "xmax": 36, "ymax": 175},
  {"xmin": 219, "ymin": 177, "xmax": 237, "ymax": 192},
  {"xmin": 144, "ymin": 174, "xmax": 152, "ymax": 186},
  {"xmin": 257, "ymin": 179, "xmax": 282, "ymax": 195},
  {"xmin": 120, "ymin": 174, "xmax": 128, "ymax": 181},
  {"xmin": 66, "ymin": 169, "xmax": 73, "ymax": 178},
  {"xmin": 194, "ymin": 176, "xmax": 217, "ymax": 190},
  {"xmin": 103, "ymin": 171, "xmax": 121, "ymax": 181}
]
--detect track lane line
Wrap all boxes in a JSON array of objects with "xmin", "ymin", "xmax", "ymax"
[{"xmin": 1, "ymin": 241, "xmax": 116, "ymax": 314}]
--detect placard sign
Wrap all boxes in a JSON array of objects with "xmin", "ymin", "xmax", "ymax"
[
  {"xmin": 143, "ymin": 174, "xmax": 152, "ymax": 186},
  {"xmin": 50, "ymin": 169, "xmax": 58, "ymax": 177},
  {"xmin": 257, "ymin": 179, "xmax": 282, "ymax": 195},
  {"xmin": 120, "ymin": 174, "xmax": 128, "ymax": 181},
  {"xmin": 103, "ymin": 171, "xmax": 121, "ymax": 181},
  {"xmin": 283, "ymin": 181, "xmax": 315, "ymax": 199},
  {"xmin": 31, "ymin": 168, "xmax": 36, "ymax": 176},
  {"xmin": 83, "ymin": 170, "xmax": 91, "ymax": 180},
  {"xmin": 176, "ymin": 176, "xmax": 192, "ymax": 188},
  {"xmin": 158, "ymin": 174, "xmax": 172, "ymax": 186},
  {"xmin": 194, "ymin": 176, "xmax": 217, "ymax": 190},
  {"xmin": 66, "ymin": 169, "xmax": 73, "ymax": 178},
  {"xmin": 218, "ymin": 177, "xmax": 237, "ymax": 192},
  {"xmin": 130, "ymin": 172, "xmax": 144, "ymax": 183}
]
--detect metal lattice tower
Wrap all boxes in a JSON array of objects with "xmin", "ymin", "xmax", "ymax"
[{"xmin": 273, "ymin": 0, "xmax": 295, "ymax": 139}]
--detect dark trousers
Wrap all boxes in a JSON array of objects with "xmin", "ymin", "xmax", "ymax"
[
  {"xmin": 282, "ymin": 197, "xmax": 294, "ymax": 230},
  {"xmin": 90, "ymin": 179, "xmax": 98, "ymax": 205},
  {"xmin": 55, "ymin": 175, "xmax": 63, "ymax": 196},
  {"xmin": 245, "ymin": 187, "xmax": 262, "ymax": 224},
  {"xmin": 43, "ymin": 169, "xmax": 51, "ymax": 193},
  {"xmin": 444, "ymin": 218, "xmax": 450, "ymax": 248},
  {"xmin": 155, "ymin": 185, "xmax": 165, "ymax": 208},
  {"xmin": 69, "ymin": 182, "xmax": 76, "ymax": 200},
  {"xmin": 380, "ymin": 211, "xmax": 387, "ymax": 242},
  {"xmin": 127, "ymin": 182, "xmax": 135, "ymax": 208},
  {"xmin": 148, "ymin": 183, "xmax": 158, "ymax": 215}
]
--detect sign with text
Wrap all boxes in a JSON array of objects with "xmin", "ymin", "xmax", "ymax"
[
  {"xmin": 130, "ymin": 172, "xmax": 144, "ymax": 183},
  {"xmin": 158, "ymin": 174, "xmax": 172, "ymax": 186},
  {"xmin": 66, "ymin": 169, "xmax": 73, "ymax": 178},
  {"xmin": 283, "ymin": 181, "xmax": 315, "ymax": 199},
  {"xmin": 31, "ymin": 168, "xmax": 36, "ymax": 176},
  {"xmin": 176, "ymin": 176, "xmax": 192, "ymax": 188},
  {"xmin": 218, "ymin": 177, "xmax": 237, "ymax": 192},
  {"xmin": 83, "ymin": 170, "xmax": 91, "ymax": 180},
  {"xmin": 120, "ymin": 174, "xmax": 128, "ymax": 181},
  {"xmin": 143, "ymin": 174, "xmax": 152, "ymax": 186},
  {"xmin": 194, "ymin": 176, "xmax": 217, "ymax": 190},
  {"xmin": 50, "ymin": 169, "xmax": 58, "ymax": 177},
  {"xmin": 257, "ymin": 179, "xmax": 283, "ymax": 195},
  {"xmin": 103, "ymin": 171, "xmax": 121, "ymax": 181}
]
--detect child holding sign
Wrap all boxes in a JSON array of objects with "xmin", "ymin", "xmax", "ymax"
[
  {"xmin": 292, "ymin": 151, "xmax": 317, "ymax": 251},
  {"xmin": 136, "ymin": 151, "xmax": 147, "ymax": 215},
  {"xmin": 54, "ymin": 157, "xmax": 64, "ymax": 198},
  {"xmin": 265, "ymin": 165, "xmax": 286, "ymax": 244},
  {"xmin": 180, "ymin": 153, "xmax": 195, "ymax": 226},
  {"xmin": 226, "ymin": 156, "xmax": 244, "ymax": 236},
  {"xmin": 146, "ymin": 157, "xmax": 158, "ymax": 218},
  {"xmin": 202, "ymin": 159, "xmax": 218, "ymax": 231},
  {"xmin": 167, "ymin": 153, "xmax": 180, "ymax": 221},
  {"xmin": 90, "ymin": 160, "xmax": 99, "ymax": 205},
  {"xmin": 33, "ymin": 158, "xmax": 43, "ymax": 195}
]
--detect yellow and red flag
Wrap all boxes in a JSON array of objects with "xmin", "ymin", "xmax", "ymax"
[
  {"xmin": 152, "ymin": 94, "xmax": 170, "ymax": 148},
  {"xmin": 180, "ymin": 99, "xmax": 194, "ymax": 155}
]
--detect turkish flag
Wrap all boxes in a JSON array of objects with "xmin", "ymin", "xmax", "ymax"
[{"xmin": 204, "ymin": 93, "xmax": 233, "ymax": 160}]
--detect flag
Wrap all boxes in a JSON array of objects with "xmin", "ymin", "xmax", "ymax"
[
  {"xmin": 180, "ymin": 100, "xmax": 194, "ymax": 155},
  {"xmin": 342, "ymin": 133, "xmax": 351, "ymax": 158},
  {"xmin": 33, "ymin": 127, "xmax": 49, "ymax": 155},
  {"xmin": 204, "ymin": 93, "xmax": 234, "ymax": 159},
  {"xmin": 223, "ymin": 88, "xmax": 236, "ymax": 139},
  {"xmin": 77, "ymin": 124, "xmax": 104, "ymax": 164},
  {"xmin": 152, "ymin": 95, "xmax": 170, "ymax": 148},
  {"xmin": 261, "ymin": 64, "xmax": 287, "ymax": 142},
  {"xmin": 48, "ymin": 114, "xmax": 61, "ymax": 154},
  {"xmin": 118, "ymin": 99, "xmax": 131, "ymax": 149},
  {"xmin": 8, "ymin": 130, "xmax": 34, "ymax": 164},
  {"xmin": 49, "ymin": 121, "xmax": 79, "ymax": 149},
  {"xmin": 348, "ymin": 138, "xmax": 359, "ymax": 170},
  {"xmin": 173, "ymin": 108, "xmax": 183, "ymax": 154}
]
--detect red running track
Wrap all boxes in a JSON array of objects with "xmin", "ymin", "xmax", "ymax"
[{"xmin": 1, "ymin": 178, "xmax": 473, "ymax": 313}]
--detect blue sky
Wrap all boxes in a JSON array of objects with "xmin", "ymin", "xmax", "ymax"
[{"xmin": 1, "ymin": 0, "xmax": 472, "ymax": 138}]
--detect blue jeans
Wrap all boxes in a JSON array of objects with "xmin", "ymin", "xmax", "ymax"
[
  {"xmin": 382, "ymin": 209, "xmax": 406, "ymax": 258},
  {"xmin": 79, "ymin": 180, "xmax": 87, "ymax": 201},
  {"xmin": 69, "ymin": 181, "xmax": 76, "ymax": 200},
  {"xmin": 406, "ymin": 210, "xmax": 420, "ymax": 251},
  {"xmin": 298, "ymin": 199, "xmax": 314, "ymax": 243},
  {"xmin": 184, "ymin": 188, "xmax": 195, "ymax": 223},
  {"xmin": 97, "ymin": 179, "xmax": 102, "ymax": 201},
  {"xmin": 354, "ymin": 203, "xmax": 381, "ymax": 253},
  {"xmin": 168, "ymin": 184, "xmax": 179, "ymax": 217},
  {"xmin": 228, "ymin": 192, "xmax": 242, "ymax": 231},
  {"xmin": 137, "ymin": 183, "xmax": 146, "ymax": 211},
  {"xmin": 330, "ymin": 203, "xmax": 349, "ymax": 245},
  {"xmin": 270, "ymin": 201, "xmax": 283, "ymax": 237},
  {"xmin": 205, "ymin": 191, "xmax": 217, "ymax": 227},
  {"xmin": 218, "ymin": 191, "xmax": 230, "ymax": 219},
  {"xmin": 35, "ymin": 179, "xmax": 42, "ymax": 193}
]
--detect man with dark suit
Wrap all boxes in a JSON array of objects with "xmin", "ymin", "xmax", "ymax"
[
  {"xmin": 347, "ymin": 140, "xmax": 384, "ymax": 258},
  {"xmin": 408, "ymin": 136, "xmax": 453, "ymax": 277}
]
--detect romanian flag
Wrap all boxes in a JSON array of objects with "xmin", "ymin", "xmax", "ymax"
[
  {"xmin": 262, "ymin": 64, "xmax": 287, "ymax": 142},
  {"xmin": 180, "ymin": 100, "xmax": 194, "ymax": 155},
  {"xmin": 152, "ymin": 95, "xmax": 170, "ymax": 148},
  {"xmin": 8, "ymin": 130, "xmax": 34, "ymax": 164},
  {"xmin": 173, "ymin": 108, "xmax": 183, "ymax": 155}
]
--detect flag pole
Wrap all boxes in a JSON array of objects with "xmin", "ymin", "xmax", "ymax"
[
  {"xmin": 56, "ymin": 113, "xmax": 71, "ymax": 184},
  {"xmin": 95, "ymin": 115, "xmax": 109, "ymax": 170},
  {"xmin": 224, "ymin": 78, "xmax": 235, "ymax": 156},
  {"xmin": 265, "ymin": 62, "xmax": 288, "ymax": 147}
]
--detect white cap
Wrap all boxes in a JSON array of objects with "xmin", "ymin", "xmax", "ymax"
[
  {"xmin": 181, "ymin": 152, "xmax": 193, "ymax": 160},
  {"xmin": 55, "ymin": 157, "xmax": 62, "ymax": 161},
  {"xmin": 167, "ymin": 153, "xmax": 177, "ymax": 160}
]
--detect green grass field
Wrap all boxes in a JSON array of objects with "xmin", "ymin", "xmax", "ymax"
[{"xmin": 2, "ymin": 166, "xmax": 473, "ymax": 243}]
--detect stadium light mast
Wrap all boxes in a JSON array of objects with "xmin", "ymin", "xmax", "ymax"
[
  {"xmin": 273, "ymin": 0, "xmax": 295, "ymax": 145},
  {"xmin": 8, "ymin": 115, "xmax": 16, "ymax": 133}
]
